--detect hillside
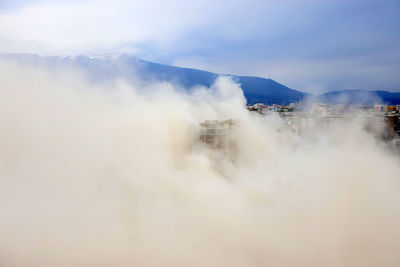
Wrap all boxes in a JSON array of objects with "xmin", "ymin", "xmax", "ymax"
[
  {"xmin": 0, "ymin": 54, "xmax": 307, "ymax": 105},
  {"xmin": 312, "ymin": 90, "xmax": 400, "ymax": 105},
  {"xmin": 1, "ymin": 54, "xmax": 399, "ymax": 105}
]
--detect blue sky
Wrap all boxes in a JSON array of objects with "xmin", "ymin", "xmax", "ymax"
[{"xmin": 0, "ymin": 0, "xmax": 399, "ymax": 93}]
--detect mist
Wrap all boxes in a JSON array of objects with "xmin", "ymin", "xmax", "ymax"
[{"xmin": 0, "ymin": 60, "xmax": 400, "ymax": 267}]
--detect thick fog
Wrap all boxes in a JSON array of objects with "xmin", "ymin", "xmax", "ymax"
[{"xmin": 0, "ymin": 60, "xmax": 400, "ymax": 267}]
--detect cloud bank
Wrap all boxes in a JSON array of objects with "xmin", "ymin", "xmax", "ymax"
[{"xmin": 0, "ymin": 60, "xmax": 400, "ymax": 266}]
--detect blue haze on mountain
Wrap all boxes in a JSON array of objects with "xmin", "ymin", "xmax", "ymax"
[
  {"xmin": 2, "ymin": 54, "xmax": 400, "ymax": 105},
  {"xmin": 312, "ymin": 90, "xmax": 400, "ymax": 106}
]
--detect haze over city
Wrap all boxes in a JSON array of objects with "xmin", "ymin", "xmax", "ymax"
[{"xmin": 1, "ymin": 1, "xmax": 400, "ymax": 267}]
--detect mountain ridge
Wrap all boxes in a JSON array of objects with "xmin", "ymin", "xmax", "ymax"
[{"xmin": 1, "ymin": 53, "xmax": 399, "ymax": 105}]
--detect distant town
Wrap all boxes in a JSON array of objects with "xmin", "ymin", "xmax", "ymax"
[{"xmin": 247, "ymin": 102, "xmax": 400, "ymax": 149}]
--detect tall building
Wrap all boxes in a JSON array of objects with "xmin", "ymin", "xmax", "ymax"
[
  {"xmin": 199, "ymin": 119, "xmax": 237, "ymax": 148},
  {"xmin": 375, "ymin": 105, "xmax": 387, "ymax": 113},
  {"xmin": 311, "ymin": 103, "xmax": 328, "ymax": 116}
]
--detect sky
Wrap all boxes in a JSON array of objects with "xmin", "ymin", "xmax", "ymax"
[{"xmin": 0, "ymin": 0, "xmax": 399, "ymax": 93}]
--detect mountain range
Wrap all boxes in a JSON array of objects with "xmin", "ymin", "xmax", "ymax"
[{"xmin": 1, "ymin": 53, "xmax": 400, "ymax": 105}]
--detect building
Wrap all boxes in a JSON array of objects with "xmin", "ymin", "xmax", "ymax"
[
  {"xmin": 375, "ymin": 104, "xmax": 387, "ymax": 113},
  {"xmin": 199, "ymin": 119, "xmax": 237, "ymax": 148},
  {"xmin": 311, "ymin": 103, "xmax": 328, "ymax": 116}
]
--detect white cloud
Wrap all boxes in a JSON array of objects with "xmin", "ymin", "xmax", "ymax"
[
  {"xmin": 0, "ymin": 0, "xmax": 317, "ymax": 55},
  {"xmin": 0, "ymin": 0, "xmax": 219, "ymax": 55}
]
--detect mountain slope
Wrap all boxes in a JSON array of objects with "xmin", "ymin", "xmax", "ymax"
[
  {"xmin": 312, "ymin": 90, "xmax": 400, "ymax": 105},
  {"xmin": 1, "ymin": 54, "xmax": 399, "ymax": 105},
  {"xmin": 0, "ymin": 54, "xmax": 307, "ymax": 105}
]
